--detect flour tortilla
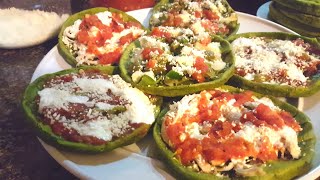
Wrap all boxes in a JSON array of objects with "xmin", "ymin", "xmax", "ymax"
[{"xmin": 0, "ymin": 8, "xmax": 69, "ymax": 49}]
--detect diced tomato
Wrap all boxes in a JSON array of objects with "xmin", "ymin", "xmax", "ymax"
[
  {"xmin": 173, "ymin": 16, "xmax": 183, "ymax": 26},
  {"xmin": 257, "ymin": 136, "xmax": 277, "ymax": 162},
  {"xmin": 255, "ymin": 104, "xmax": 285, "ymax": 129},
  {"xmin": 87, "ymin": 42, "xmax": 100, "ymax": 55},
  {"xmin": 201, "ymin": 20, "xmax": 219, "ymax": 33},
  {"xmin": 146, "ymin": 59, "xmax": 157, "ymax": 69},
  {"xmin": 241, "ymin": 111, "xmax": 269, "ymax": 127},
  {"xmin": 151, "ymin": 27, "xmax": 172, "ymax": 42},
  {"xmin": 163, "ymin": 13, "xmax": 175, "ymax": 26},
  {"xmin": 199, "ymin": 36, "xmax": 211, "ymax": 46},
  {"xmin": 203, "ymin": 10, "xmax": 219, "ymax": 20},
  {"xmin": 304, "ymin": 61, "xmax": 320, "ymax": 77},
  {"xmin": 194, "ymin": 57, "xmax": 208, "ymax": 73},
  {"xmin": 125, "ymin": 21, "xmax": 142, "ymax": 28},
  {"xmin": 202, "ymin": 145, "xmax": 226, "ymax": 164},
  {"xmin": 215, "ymin": 91, "xmax": 234, "ymax": 102},
  {"xmin": 98, "ymin": 48, "xmax": 122, "ymax": 64},
  {"xmin": 236, "ymin": 68, "xmax": 247, "ymax": 76},
  {"xmin": 176, "ymin": 138, "xmax": 201, "ymax": 165},
  {"xmin": 165, "ymin": 122, "xmax": 185, "ymax": 146},
  {"xmin": 77, "ymin": 30, "xmax": 90, "ymax": 44},
  {"xmin": 279, "ymin": 111, "xmax": 301, "ymax": 132},
  {"xmin": 208, "ymin": 90, "xmax": 223, "ymax": 98},
  {"xmin": 191, "ymin": 72, "xmax": 205, "ymax": 83},
  {"xmin": 119, "ymin": 33, "xmax": 134, "ymax": 45},
  {"xmin": 111, "ymin": 12, "xmax": 125, "ymax": 24},
  {"xmin": 234, "ymin": 91, "xmax": 253, "ymax": 107},
  {"xmin": 211, "ymin": 121, "xmax": 233, "ymax": 138},
  {"xmin": 223, "ymin": 138, "xmax": 257, "ymax": 159},
  {"xmin": 163, "ymin": 14, "xmax": 183, "ymax": 27},
  {"xmin": 194, "ymin": 10, "xmax": 202, "ymax": 18},
  {"xmin": 80, "ymin": 15, "xmax": 101, "ymax": 30},
  {"xmin": 218, "ymin": 26, "xmax": 229, "ymax": 35},
  {"xmin": 99, "ymin": 27, "xmax": 113, "ymax": 44},
  {"xmin": 141, "ymin": 47, "xmax": 164, "ymax": 60}
]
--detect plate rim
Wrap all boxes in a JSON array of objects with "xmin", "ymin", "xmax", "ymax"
[{"xmin": 31, "ymin": 9, "xmax": 317, "ymax": 179}]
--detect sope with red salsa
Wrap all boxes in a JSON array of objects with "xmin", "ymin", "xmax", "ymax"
[
  {"xmin": 58, "ymin": 7, "xmax": 146, "ymax": 67},
  {"xmin": 22, "ymin": 66, "xmax": 162, "ymax": 153},
  {"xmin": 153, "ymin": 87, "xmax": 315, "ymax": 179}
]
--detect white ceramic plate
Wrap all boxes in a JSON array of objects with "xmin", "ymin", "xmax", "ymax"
[
  {"xmin": 31, "ymin": 8, "xmax": 320, "ymax": 180},
  {"xmin": 256, "ymin": 1, "xmax": 271, "ymax": 20}
]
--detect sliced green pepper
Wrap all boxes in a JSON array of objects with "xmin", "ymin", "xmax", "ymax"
[
  {"xmin": 165, "ymin": 70, "xmax": 183, "ymax": 80},
  {"xmin": 57, "ymin": 7, "xmax": 146, "ymax": 67},
  {"xmin": 153, "ymin": 85, "xmax": 315, "ymax": 179},
  {"xmin": 227, "ymin": 32, "xmax": 320, "ymax": 97},
  {"xmin": 22, "ymin": 66, "xmax": 162, "ymax": 153},
  {"xmin": 137, "ymin": 75, "xmax": 157, "ymax": 86}
]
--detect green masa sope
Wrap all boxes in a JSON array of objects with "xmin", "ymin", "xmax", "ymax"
[
  {"xmin": 227, "ymin": 32, "xmax": 320, "ymax": 97},
  {"xmin": 120, "ymin": 32, "xmax": 235, "ymax": 97},
  {"xmin": 149, "ymin": 0, "xmax": 239, "ymax": 38},
  {"xmin": 22, "ymin": 66, "xmax": 162, "ymax": 153},
  {"xmin": 58, "ymin": 7, "xmax": 146, "ymax": 67},
  {"xmin": 153, "ymin": 86, "xmax": 315, "ymax": 179}
]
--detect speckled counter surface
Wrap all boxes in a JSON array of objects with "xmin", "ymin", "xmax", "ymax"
[
  {"xmin": 0, "ymin": 39, "xmax": 77, "ymax": 179},
  {"xmin": 0, "ymin": 1, "xmax": 270, "ymax": 179},
  {"xmin": 0, "ymin": 0, "xmax": 77, "ymax": 179}
]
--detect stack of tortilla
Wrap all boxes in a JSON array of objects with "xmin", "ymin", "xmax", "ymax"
[{"xmin": 269, "ymin": 0, "xmax": 320, "ymax": 40}]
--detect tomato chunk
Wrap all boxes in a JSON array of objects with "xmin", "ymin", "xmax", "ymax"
[
  {"xmin": 142, "ymin": 47, "xmax": 164, "ymax": 60},
  {"xmin": 255, "ymin": 104, "xmax": 285, "ymax": 129}
]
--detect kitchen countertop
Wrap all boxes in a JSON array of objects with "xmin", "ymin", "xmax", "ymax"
[{"xmin": 0, "ymin": 0, "xmax": 270, "ymax": 179}]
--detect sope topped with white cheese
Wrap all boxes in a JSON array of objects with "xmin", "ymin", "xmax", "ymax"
[
  {"xmin": 127, "ymin": 26, "xmax": 230, "ymax": 85},
  {"xmin": 150, "ymin": 0, "xmax": 238, "ymax": 37},
  {"xmin": 60, "ymin": 8, "xmax": 145, "ymax": 66},
  {"xmin": 161, "ymin": 89, "xmax": 302, "ymax": 176},
  {"xmin": 231, "ymin": 36, "xmax": 320, "ymax": 86},
  {"xmin": 37, "ymin": 71, "xmax": 155, "ymax": 145}
]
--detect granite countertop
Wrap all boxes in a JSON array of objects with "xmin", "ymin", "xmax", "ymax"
[
  {"xmin": 0, "ymin": 0, "xmax": 276, "ymax": 179},
  {"xmin": 0, "ymin": 1, "xmax": 76, "ymax": 179}
]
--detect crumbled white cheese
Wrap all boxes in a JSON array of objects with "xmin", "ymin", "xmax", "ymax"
[
  {"xmin": 131, "ymin": 70, "xmax": 156, "ymax": 83},
  {"xmin": 139, "ymin": 36, "xmax": 170, "ymax": 52},
  {"xmin": 168, "ymin": 94, "xmax": 200, "ymax": 124},
  {"xmin": 38, "ymin": 75, "xmax": 155, "ymax": 141},
  {"xmin": 232, "ymin": 37, "xmax": 320, "ymax": 86},
  {"xmin": 96, "ymin": 11, "xmax": 112, "ymax": 26},
  {"xmin": 235, "ymin": 122, "xmax": 301, "ymax": 158},
  {"xmin": 185, "ymin": 122, "xmax": 208, "ymax": 140}
]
